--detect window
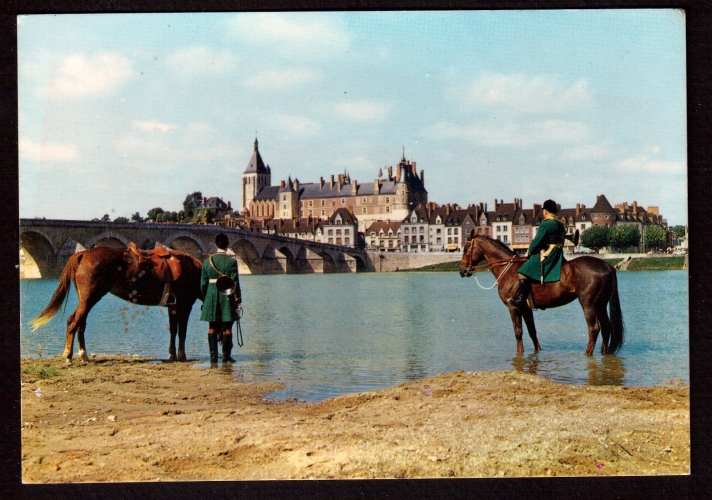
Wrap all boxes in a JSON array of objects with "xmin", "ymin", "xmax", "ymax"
[
  {"xmin": 420, "ymin": 227, "xmax": 424, "ymax": 233},
  {"xmin": 454, "ymin": 237, "xmax": 459, "ymax": 244},
  {"xmin": 363, "ymin": 207, "xmax": 367, "ymax": 214},
  {"xmin": 386, "ymin": 197, "xmax": 390, "ymax": 203},
  {"xmin": 436, "ymin": 228, "xmax": 441, "ymax": 234},
  {"xmin": 332, "ymin": 201, "xmax": 336, "ymax": 206},
  {"xmin": 321, "ymin": 200, "xmax": 325, "ymax": 207},
  {"xmin": 420, "ymin": 235, "xmax": 425, "ymax": 242},
  {"xmin": 328, "ymin": 238, "xmax": 333, "ymax": 244},
  {"xmin": 336, "ymin": 237, "xmax": 342, "ymax": 245},
  {"xmin": 336, "ymin": 229, "xmax": 342, "ymax": 236},
  {"xmin": 308, "ymin": 210, "xmax": 312, "ymax": 216},
  {"xmin": 344, "ymin": 229, "xmax": 349, "ymax": 235},
  {"xmin": 283, "ymin": 195, "xmax": 286, "ymax": 201},
  {"xmin": 309, "ymin": 200, "xmax": 313, "ymax": 208},
  {"xmin": 283, "ymin": 204, "xmax": 286, "ymax": 209},
  {"xmin": 447, "ymin": 228, "xmax": 452, "ymax": 235},
  {"xmin": 385, "ymin": 206, "xmax": 390, "ymax": 213},
  {"xmin": 404, "ymin": 235, "xmax": 409, "ymax": 243},
  {"xmin": 321, "ymin": 210, "xmax": 325, "ymax": 216},
  {"xmin": 448, "ymin": 237, "xmax": 452, "ymax": 244},
  {"xmin": 328, "ymin": 229, "xmax": 333, "ymax": 236},
  {"xmin": 503, "ymin": 235, "xmax": 508, "ymax": 243},
  {"xmin": 405, "ymin": 227, "xmax": 409, "ymax": 234},
  {"xmin": 345, "ymin": 237, "xmax": 350, "ymax": 244},
  {"xmin": 436, "ymin": 237, "xmax": 441, "ymax": 244},
  {"xmin": 341, "ymin": 198, "xmax": 345, "ymax": 205},
  {"xmin": 362, "ymin": 197, "xmax": 367, "ymax": 203}
]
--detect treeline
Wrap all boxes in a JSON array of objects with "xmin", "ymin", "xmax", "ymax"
[
  {"xmin": 93, "ymin": 192, "xmax": 215, "ymax": 224},
  {"xmin": 579, "ymin": 224, "xmax": 676, "ymax": 253}
]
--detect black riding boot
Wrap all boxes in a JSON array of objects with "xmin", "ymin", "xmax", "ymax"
[
  {"xmin": 222, "ymin": 333, "xmax": 235, "ymax": 363},
  {"xmin": 510, "ymin": 279, "xmax": 531, "ymax": 309},
  {"xmin": 208, "ymin": 334, "xmax": 219, "ymax": 364}
]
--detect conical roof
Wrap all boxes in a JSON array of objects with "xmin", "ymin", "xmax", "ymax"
[
  {"xmin": 244, "ymin": 137, "xmax": 268, "ymax": 174},
  {"xmin": 592, "ymin": 194, "xmax": 617, "ymax": 213}
]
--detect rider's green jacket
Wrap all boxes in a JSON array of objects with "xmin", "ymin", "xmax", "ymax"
[
  {"xmin": 199, "ymin": 251, "xmax": 241, "ymax": 322},
  {"xmin": 518, "ymin": 218, "xmax": 566, "ymax": 283}
]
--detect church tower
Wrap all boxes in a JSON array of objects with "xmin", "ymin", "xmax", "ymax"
[{"xmin": 241, "ymin": 137, "xmax": 271, "ymax": 211}]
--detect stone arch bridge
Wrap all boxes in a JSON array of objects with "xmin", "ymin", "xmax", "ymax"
[{"xmin": 20, "ymin": 219, "xmax": 375, "ymax": 279}]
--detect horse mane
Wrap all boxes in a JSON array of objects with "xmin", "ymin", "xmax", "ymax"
[{"xmin": 475, "ymin": 235, "xmax": 515, "ymax": 256}]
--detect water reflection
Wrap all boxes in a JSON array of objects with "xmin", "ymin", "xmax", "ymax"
[
  {"xmin": 511, "ymin": 353, "xmax": 542, "ymax": 376},
  {"xmin": 587, "ymin": 355, "xmax": 626, "ymax": 386}
]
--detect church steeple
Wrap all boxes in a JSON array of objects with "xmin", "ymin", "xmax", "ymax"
[{"xmin": 254, "ymin": 137, "xmax": 259, "ymax": 152}]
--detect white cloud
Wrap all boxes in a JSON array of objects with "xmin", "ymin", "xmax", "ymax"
[
  {"xmin": 425, "ymin": 119, "xmax": 589, "ymax": 148},
  {"xmin": 617, "ymin": 154, "xmax": 686, "ymax": 174},
  {"xmin": 47, "ymin": 52, "xmax": 133, "ymax": 99},
  {"xmin": 19, "ymin": 138, "xmax": 79, "ymax": 162},
  {"xmin": 166, "ymin": 47, "xmax": 236, "ymax": 76},
  {"xmin": 244, "ymin": 68, "xmax": 318, "ymax": 90},
  {"xmin": 335, "ymin": 101, "xmax": 389, "ymax": 122},
  {"xmin": 229, "ymin": 13, "xmax": 351, "ymax": 59},
  {"xmin": 133, "ymin": 121, "xmax": 178, "ymax": 133},
  {"xmin": 459, "ymin": 73, "xmax": 592, "ymax": 115},
  {"xmin": 274, "ymin": 115, "xmax": 322, "ymax": 137}
]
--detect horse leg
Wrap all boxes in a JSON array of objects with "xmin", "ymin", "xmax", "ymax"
[
  {"xmin": 582, "ymin": 305, "xmax": 600, "ymax": 356},
  {"xmin": 597, "ymin": 306, "xmax": 611, "ymax": 355},
  {"xmin": 63, "ymin": 312, "xmax": 78, "ymax": 363},
  {"xmin": 521, "ymin": 308, "xmax": 541, "ymax": 352},
  {"xmin": 76, "ymin": 317, "xmax": 90, "ymax": 362},
  {"xmin": 168, "ymin": 308, "xmax": 178, "ymax": 361},
  {"xmin": 176, "ymin": 308, "xmax": 188, "ymax": 362},
  {"xmin": 508, "ymin": 307, "xmax": 525, "ymax": 354}
]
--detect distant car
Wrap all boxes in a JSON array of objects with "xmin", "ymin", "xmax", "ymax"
[{"xmin": 674, "ymin": 250, "xmax": 687, "ymax": 255}]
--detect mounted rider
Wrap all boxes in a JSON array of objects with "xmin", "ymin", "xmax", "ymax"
[
  {"xmin": 200, "ymin": 233, "xmax": 242, "ymax": 364},
  {"xmin": 510, "ymin": 199, "xmax": 566, "ymax": 310}
]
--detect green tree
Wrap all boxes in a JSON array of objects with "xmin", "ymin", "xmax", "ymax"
[
  {"xmin": 100, "ymin": 214, "xmax": 111, "ymax": 222},
  {"xmin": 671, "ymin": 225, "xmax": 686, "ymax": 238},
  {"xmin": 147, "ymin": 207, "xmax": 164, "ymax": 221},
  {"xmin": 114, "ymin": 216, "xmax": 129, "ymax": 223},
  {"xmin": 580, "ymin": 225, "xmax": 610, "ymax": 253},
  {"xmin": 131, "ymin": 212, "xmax": 144, "ymax": 222},
  {"xmin": 644, "ymin": 225, "xmax": 667, "ymax": 250},
  {"xmin": 183, "ymin": 192, "xmax": 202, "ymax": 219},
  {"xmin": 609, "ymin": 225, "xmax": 641, "ymax": 251}
]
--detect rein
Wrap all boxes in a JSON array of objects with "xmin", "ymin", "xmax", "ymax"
[{"xmin": 464, "ymin": 239, "xmax": 525, "ymax": 290}]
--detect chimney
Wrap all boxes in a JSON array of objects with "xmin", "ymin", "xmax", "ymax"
[
  {"xmin": 338, "ymin": 175, "xmax": 343, "ymax": 192},
  {"xmin": 203, "ymin": 197, "xmax": 207, "ymax": 206},
  {"xmin": 396, "ymin": 163, "xmax": 401, "ymax": 182},
  {"xmin": 293, "ymin": 179, "xmax": 299, "ymax": 192},
  {"xmin": 228, "ymin": 200, "xmax": 231, "ymax": 209},
  {"xmin": 330, "ymin": 175, "xmax": 335, "ymax": 189},
  {"xmin": 632, "ymin": 201, "xmax": 638, "ymax": 213},
  {"xmin": 280, "ymin": 180, "xmax": 285, "ymax": 189},
  {"xmin": 388, "ymin": 166, "xmax": 393, "ymax": 180},
  {"xmin": 446, "ymin": 204, "xmax": 451, "ymax": 216},
  {"xmin": 320, "ymin": 177, "xmax": 324, "ymax": 189},
  {"xmin": 485, "ymin": 203, "xmax": 488, "ymax": 212},
  {"xmin": 576, "ymin": 203, "xmax": 580, "ymax": 216},
  {"xmin": 351, "ymin": 179, "xmax": 357, "ymax": 195},
  {"xmin": 374, "ymin": 179, "xmax": 380, "ymax": 194},
  {"xmin": 494, "ymin": 199, "xmax": 498, "ymax": 209},
  {"xmin": 420, "ymin": 169, "xmax": 424, "ymax": 183}
]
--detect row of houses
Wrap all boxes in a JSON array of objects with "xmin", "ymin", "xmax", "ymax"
[{"xmin": 213, "ymin": 193, "xmax": 670, "ymax": 253}]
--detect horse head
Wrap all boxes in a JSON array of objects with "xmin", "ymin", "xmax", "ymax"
[{"xmin": 459, "ymin": 231, "xmax": 483, "ymax": 277}]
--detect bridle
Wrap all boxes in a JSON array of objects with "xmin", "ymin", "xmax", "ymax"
[{"xmin": 463, "ymin": 238, "xmax": 526, "ymax": 290}]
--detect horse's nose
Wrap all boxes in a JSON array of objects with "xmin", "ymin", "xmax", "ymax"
[{"xmin": 459, "ymin": 266, "xmax": 471, "ymax": 278}]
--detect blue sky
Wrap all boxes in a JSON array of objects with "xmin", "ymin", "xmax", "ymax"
[{"xmin": 18, "ymin": 10, "xmax": 687, "ymax": 225}]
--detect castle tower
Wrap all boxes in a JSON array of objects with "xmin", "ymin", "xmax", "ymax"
[{"xmin": 241, "ymin": 137, "xmax": 271, "ymax": 211}]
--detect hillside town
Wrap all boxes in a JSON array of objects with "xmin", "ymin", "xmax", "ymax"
[{"xmin": 186, "ymin": 138, "xmax": 683, "ymax": 254}]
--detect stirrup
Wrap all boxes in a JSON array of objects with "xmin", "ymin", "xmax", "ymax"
[{"xmin": 160, "ymin": 293, "xmax": 176, "ymax": 306}]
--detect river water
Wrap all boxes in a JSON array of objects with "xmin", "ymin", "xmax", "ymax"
[{"xmin": 20, "ymin": 271, "xmax": 688, "ymax": 402}]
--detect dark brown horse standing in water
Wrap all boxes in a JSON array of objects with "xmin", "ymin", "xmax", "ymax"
[
  {"xmin": 459, "ymin": 234, "xmax": 624, "ymax": 356},
  {"xmin": 31, "ymin": 244, "xmax": 203, "ymax": 363}
]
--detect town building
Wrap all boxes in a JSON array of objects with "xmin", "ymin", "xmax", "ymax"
[{"xmin": 365, "ymin": 220, "xmax": 402, "ymax": 251}]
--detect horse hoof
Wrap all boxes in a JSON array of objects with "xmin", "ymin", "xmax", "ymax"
[
  {"xmin": 64, "ymin": 358, "xmax": 72, "ymax": 364},
  {"xmin": 168, "ymin": 355, "xmax": 177, "ymax": 362},
  {"xmin": 79, "ymin": 350, "xmax": 89, "ymax": 362}
]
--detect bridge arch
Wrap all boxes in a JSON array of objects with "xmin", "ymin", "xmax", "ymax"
[
  {"xmin": 165, "ymin": 233, "xmax": 207, "ymax": 259},
  {"xmin": 276, "ymin": 246, "xmax": 297, "ymax": 274},
  {"xmin": 317, "ymin": 250, "xmax": 337, "ymax": 273},
  {"xmin": 232, "ymin": 239, "xmax": 261, "ymax": 275},
  {"xmin": 86, "ymin": 231, "xmax": 129, "ymax": 249},
  {"xmin": 20, "ymin": 230, "xmax": 56, "ymax": 278}
]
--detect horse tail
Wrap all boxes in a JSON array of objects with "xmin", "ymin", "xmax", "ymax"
[
  {"xmin": 30, "ymin": 252, "xmax": 84, "ymax": 331},
  {"xmin": 606, "ymin": 269, "xmax": 625, "ymax": 354}
]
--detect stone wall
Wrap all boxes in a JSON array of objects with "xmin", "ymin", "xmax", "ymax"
[{"xmin": 366, "ymin": 251, "xmax": 461, "ymax": 272}]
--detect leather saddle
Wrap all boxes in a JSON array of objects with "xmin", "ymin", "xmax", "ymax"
[{"xmin": 127, "ymin": 242, "xmax": 182, "ymax": 283}]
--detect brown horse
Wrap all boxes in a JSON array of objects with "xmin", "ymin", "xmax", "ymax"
[
  {"xmin": 31, "ymin": 244, "xmax": 203, "ymax": 363},
  {"xmin": 459, "ymin": 234, "xmax": 624, "ymax": 356}
]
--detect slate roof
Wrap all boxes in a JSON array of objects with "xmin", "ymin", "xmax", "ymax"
[
  {"xmin": 366, "ymin": 220, "xmax": 401, "ymax": 234},
  {"xmin": 198, "ymin": 197, "xmax": 230, "ymax": 210},
  {"xmin": 591, "ymin": 194, "xmax": 617, "ymax": 214},
  {"xmin": 326, "ymin": 207, "xmax": 358, "ymax": 225},
  {"xmin": 244, "ymin": 138, "xmax": 270, "ymax": 174}
]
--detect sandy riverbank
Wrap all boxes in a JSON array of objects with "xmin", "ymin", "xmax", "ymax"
[{"xmin": 21, "ymin": 355, "xmax": 689, "ymax": 482}]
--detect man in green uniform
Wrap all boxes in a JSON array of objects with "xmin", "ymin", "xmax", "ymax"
[
  {"xmin": 510, "ymin": 199, "xmax": 566, "ymax": 310},
  {"xmin": 200, "ymin": 233, "xmax": 241, "ymax": 364}
]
